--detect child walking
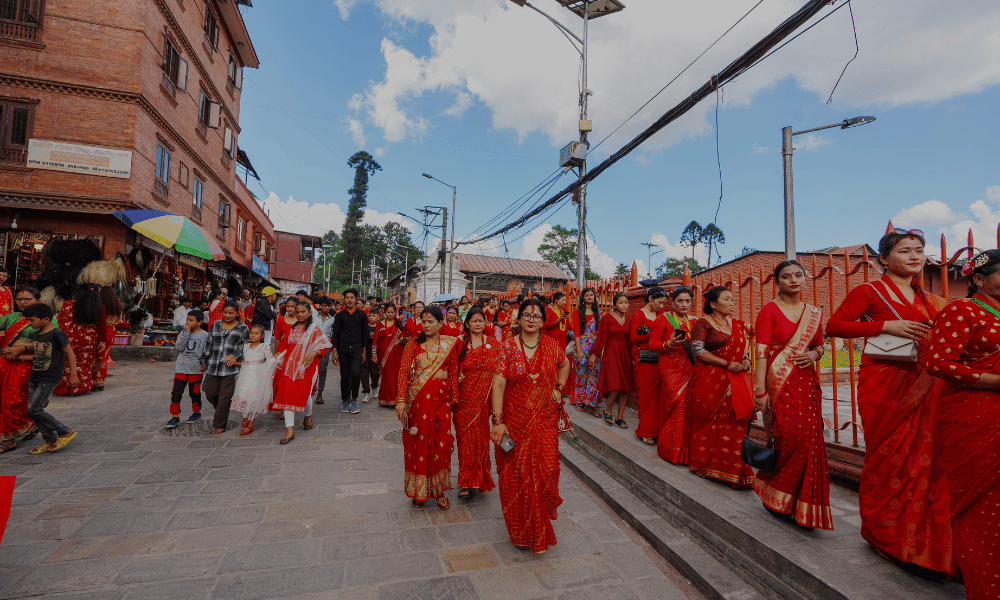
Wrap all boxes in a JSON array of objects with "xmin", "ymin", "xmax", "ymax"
[
  {"xmin": 200, "ymin": 301, "xmax": 249, "ymax": 434},
  {"xmin": 22, "ymin": 303, "xmax": 77, "ymax": 454},
  {"xmin": 166, "ymin": 309, "xmax": 208, "ymax": 429},
  {"xmin": 360, "ymin": 310, "xmax": 380, "ymax": 403},
  {"xmin": 231, "ymin": 325, "xmax": 277, "ymax": 435}
]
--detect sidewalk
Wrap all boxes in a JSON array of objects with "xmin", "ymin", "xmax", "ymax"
[{"xmin": 0, "ymin": 361, "xmax": 691, "ymax": 600}]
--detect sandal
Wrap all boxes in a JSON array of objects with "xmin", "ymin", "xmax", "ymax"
[
  {"xmin": 302, "ymin": 417, "xmax": 313, "ymax": 431},
  {"xmin": 603, "ymin": 412, "xmax": 614, "ymax": 425},
  {"xmin": 591, "ymin": 409, "xmax": 604, "ymax": 418},
  {"xmin": 615, "ymin": 419, "xmax": 628, "ymax": 429},
  {"xmin": 641, "ymin": 437, "xmax": 656, "ymax": 445},
  {"xmin": 0, "ymin": 443, "xmax": 16, "ymax": 453},
  {"xmin": 50, "ymin": 431, "xmax": 77, "ymax": 451},
  {"xmin": 412, "ymin": 499, "xmax": 425, "ymax": 508},
  {"xmin": 279, "ymin": 435, "xmax": 294, "ymax": 445},
  {"xmin": 575, "ymin": 405, "xmax": 588, "ymax": 412},
  {"xmin": 29, "ymin": 443, "xmax": 55, "ymax": 455},
  {"xmin": 457, "ymin": 488, "xmax": 472, "ymax": 500},
  {"xmin": 241, "ymin": 418, "xmax": 250, "ymax": 429},
  {"xmin": 212, "ymin": 428, "xmax": 226, "ymax": 435},
  {"xmin": 436, "ymin": 496, "xmax": 450, "ymax": 509},
  {"xmin": 240, "ymin": 423, "xmax": 254, "ymax": 436}
]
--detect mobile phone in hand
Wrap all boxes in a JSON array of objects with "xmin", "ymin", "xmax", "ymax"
[
  {"xmin": 499, "ymin": 434, "xmax": 516, "ymax": 453},
  {"xmin": 673, "ymin": 329, "xmax": 687, "ymax": 340}
]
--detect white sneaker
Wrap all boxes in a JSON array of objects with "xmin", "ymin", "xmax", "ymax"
[{"xmin": 361, "ymin": 393, "xmax": 370, "ymax": 403}]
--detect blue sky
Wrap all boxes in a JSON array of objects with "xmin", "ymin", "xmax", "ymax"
[{"xmin": 236, "ymin": 0, "xmax": 1000, "ymax": 277}]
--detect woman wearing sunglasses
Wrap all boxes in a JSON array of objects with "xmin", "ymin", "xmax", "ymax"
[{"xmin": 826, "ymin": 228, "xmax": 956, "ymax": 577}]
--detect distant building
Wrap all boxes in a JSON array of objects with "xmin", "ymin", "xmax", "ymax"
[{"xmin": 272, "ymin": 231, "xmax": 321, "ymax": 295}]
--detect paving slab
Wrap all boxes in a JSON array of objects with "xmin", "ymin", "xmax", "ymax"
[{"xmin": 0, "ymin": 361, "xmax": 695, "ymax": 600}]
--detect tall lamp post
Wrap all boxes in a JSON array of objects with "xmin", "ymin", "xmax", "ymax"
[
  {"xmin": 509, "ymin": 0, "xmax": 625, "ymax": 289},
  {"xmin": 422, "ymin": 173, "xmax": 457, "ymax": 295},
  {"xmin": 640, "ymin": 242, "xmax": 660, "ymax": 279},
  {"xmin": 321, "ymin": 244, "xmax": 334, "ymax": 294},
  {"xmin": 782, "ymin": 116, "xmax": 875, "ymax": 260}
]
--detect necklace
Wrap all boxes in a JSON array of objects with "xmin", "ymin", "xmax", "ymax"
[
  {"xmin": 520, "ymin": 333, "xmax": 539, "ymax": 350},
  {"xmin": 709, "ymin": 314, "xmax": 730, "ymax": 332}
]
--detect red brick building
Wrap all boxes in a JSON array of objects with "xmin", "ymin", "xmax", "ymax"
[
  {"xmin": 0, "ymin": 0, "xmax": 264, "ymax": 304},
  {"xmin": 272, "ymin": 231, "xmax": 321, "ymax": 295}
]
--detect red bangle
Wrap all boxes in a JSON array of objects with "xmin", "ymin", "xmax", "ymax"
[
  {"xmin": 492, "ymin": 414, "xmax": 504, "ymax": 426},
  {"xmin": 554, "ymin": 382, "xmax": 565, "ymax": 393},
  {"xmin": 754, "ymin": 391, "xmax": 768, "ymax": 398}
]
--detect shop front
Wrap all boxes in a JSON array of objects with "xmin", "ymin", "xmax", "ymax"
[{"xmin": 1, "ymin": 230, "xmax": 107, "ymax": 289}]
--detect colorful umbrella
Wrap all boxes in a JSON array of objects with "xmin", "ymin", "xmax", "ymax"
[{"xmin": 112, "ymin": 210, "xmax": 226, "ymax": 261}]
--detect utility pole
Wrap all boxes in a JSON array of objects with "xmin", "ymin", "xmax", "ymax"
[
  {"xmin": 640, "ymin": 242, "xmax": 659, "ymax": 279},
  {"xmin": 576, "ymin": 0, "xmax": 589, "ymax": 290},
  {"xmin": 439, "ymin": 207, "xmax": 448, "ymax": 295}
]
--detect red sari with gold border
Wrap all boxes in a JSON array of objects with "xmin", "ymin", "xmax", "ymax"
[
  {"xmin": 374, "ymin": 319, "xmax": 403, "ymax": 407},
  {"xmin": 650, "ymin": 312, "xmax": 694, "ymax": 464},
  {"xmin": 827, "ymin": 277, "xmax": 956, "ymax": 574},
  {"xmin": 686, "ymin": 317, "xmax": 755, "ymax": 488},
  {"xmin": 495, "ymin": 334, "xmax": 568, "ymax": 553},
  {"xmin": 926, "ymin": 294, "xmax": 1000, "ymax": 596},
  {"xmin": 396, "ymin": 336, "xmax": 460, "ymax": 503},
  {"xmin": 753, "ymin": 302, "xmax": 833, "ymax": 530},
  {"xmin": 454, "ymin": 337, "xmax": 500, "ymax": 492},
  {"xmin": 0, "ymin": 314, "xmax": 38, "ymax": 442},
  {"xmin": 54, "ymin": 300, "xmax": 104, "ymax": 396}
]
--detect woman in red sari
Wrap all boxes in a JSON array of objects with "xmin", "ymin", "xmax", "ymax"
[
  {"xmin": 753, "ymin": 261, "xmax": 833, "ymax": 530},
  {"xmin": 651, "ymin": 286, "xmax": 695, "ymax": 462},
  {"xmin": 442, "ymin": 305, "xmax": 464, "ymax": 337},
  {"xmin": 273, "ymin": 297, "xmax": 298, "ymax": 347},
  {"xmin": 926, "ymin": 250, "xmax": 1000, "ymax": 597},
  {"xmin": 93, "ymin": 286, "xmax": 123, "ymax": 392},
  {"xmin": 490, "ymin": 299, "xmax": 571, "ymax": 554},
  {"xmin": 396, "ymin": 306, "xmax": 460, "ymax": 509},
  {"xmin": 454, "ymin": 307, "xmax": 499, "ymax": 500},
  {"xmin": 270, "ymin": 300, "xmax": 331, "ymax": 444},
  {"xmin": 632, "ymin": 287, "xmax": 666, "ymax": 444},
  {"xmin": 826, "ymin": 230, "xmax": 956, "ymax": 575},
  {"xmin": 588, "ymin": 293, "xmax": 635, "ymax": 427},
  {"xmin": 373, "ymin": 303, "xmax": 404, "ymax": 407},
  {"xmin": 687, "ymin": 286, "xmax": 755, "ymax": 488},
  {"xmin": 206, "ymin": 289, "xmax": 227, "ymax": 327},
  {"xmin": 0, "ymin": 286, "xmax": 44, "ymax": 452},
  {"xmin": 543, "ymin": 291, "xmax": 571, "ymax": 349},
  {"xmin": 55, "ymin": 283, "xmax": 105, "ymax": 396}
]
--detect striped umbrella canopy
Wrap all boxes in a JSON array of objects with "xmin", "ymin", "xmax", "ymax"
[{"xmin": 112, "ymin": 209, "xmax": 226, "ymax": 261}]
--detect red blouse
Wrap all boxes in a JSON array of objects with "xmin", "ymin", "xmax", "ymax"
[
  {"xmin": 755, "ymin": 302, "xmax": 823, "ymax": 350},
  {"xmin": 630, "ymin": 309, "xmax": 657, "ymax": 350},
  {"xmin": 926, "ymin": 295, "xmax": 1000, "ymax": 386},
  {"xmin": 826, "ymin": 276, "xmax": 940, "ymax": 339}
]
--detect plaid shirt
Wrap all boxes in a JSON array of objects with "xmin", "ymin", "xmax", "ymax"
[{"xmin": 200, "ymin": 320, "xmax": 249, "ymax": 377}]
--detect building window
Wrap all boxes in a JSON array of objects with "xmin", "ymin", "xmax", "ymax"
[
  {"xmin": 227, "ymin": 53, "xmax": 243, "ymax": 91},
  {"xmin": 0, "ymin": 100, "xmax": 33, "ymax": 167},
  {"xmin": 0, "ymin": 0, "xmax": 43, "ymax": 44},
  {"xmin": 203, "ymin": 5, "xmax": 219, "ymax": 51},
  {"xmin": 178, "ymin": 161, "xmax": 189, "ymax": 187},
  {"xmin": 198, "ymin": 90, "xmax": 220, "ymax": 130},
  {"xmin": 192, "ymin": 176, "xmax": 203, "ymax": 220},
  {"xmin": 237, "ymin": 216, "xmax": 245, "ymax": 246},
  {"xmin": 154, "ymin": 144, "xmax": 170, "ymax": 199},
  {"xmin": 222, "ymin": 123, "xmax": 235, "ymax": 159},
  {"xmin": 162, "ymin": 37, "xmax": 188, "ymax": 94},
  {"xmin": 217, "ymin": 198, "xmax": 229, "ymax": 240}
]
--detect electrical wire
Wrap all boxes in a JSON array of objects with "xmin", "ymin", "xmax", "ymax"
[
  {"xmin": 458, "ymin": 0, "xmax": 837, "ymax": 247},
  {"xmin": 826, "ymin": 1, "xmax": 858, "ymax": 104}
]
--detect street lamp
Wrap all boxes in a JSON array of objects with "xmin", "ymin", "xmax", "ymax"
[
  {"xmin": 422, "ymin": 173, "xmax": 457, "ymax": 295},
  {"xmin": 781, "ymin": 116, "xmax": 875, "ymax": 260},
  {"xmin": 321, "ymin": 244, "xmax": 334, "ymax": 294},
  {"xmin": 508, "ymin": 0, "xmax": 625, "ymax": 290},
  {"xmin": 640, "ymin": 242, "xmax": 661, "ymax": 279}
]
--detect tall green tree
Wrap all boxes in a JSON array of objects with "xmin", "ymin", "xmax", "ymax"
[
  {"xmin": 703, "ymin": 223, "xmax": 725, "ymax": 268},
  {"xmin": 680, "ymin": 221, "xmax": 703, "ymax": 263},
  {"xmin": 613, "ymin": 262, "xmax": 628, "ymax": 277},
  {"xmin": 336, "ymin": 151, "xmax": 382, "ymax": 278},
  {"xmin": 655, "ymin": 257, "xmax": 701, "ymax": 278},
  {"xmin": 537, "ymin": 225, "xmax": 600, "ymax": 280}
]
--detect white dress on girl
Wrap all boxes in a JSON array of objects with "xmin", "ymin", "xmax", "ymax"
[{"xmin": 231, "ymin": 341, "xmax": 277, "ymax": 421}]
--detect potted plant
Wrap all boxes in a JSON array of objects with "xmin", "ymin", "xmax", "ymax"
[{"xmin": 128, "ymin": 306, "xmax": 149, "ymax": 345}]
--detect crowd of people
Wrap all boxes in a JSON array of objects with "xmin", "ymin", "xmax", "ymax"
[{"xmin": 0, "ymin": 228, "xmax": 997, "ymax": 592}]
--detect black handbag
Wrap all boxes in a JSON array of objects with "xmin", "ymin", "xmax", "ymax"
[
  {"xmin": 741, "ymin": 411, "xmax": 777, "ymax": 473},
  {"xmin": 638, "ymin": 349, "xmax": 658, "ymax": 364}
]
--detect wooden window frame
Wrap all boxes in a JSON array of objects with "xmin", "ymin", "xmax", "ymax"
[
  {"xmin": 0, "ymin": 99, "xmax": 35, "ymax": 167},
  {"xmin": 153, "ymin": 144, "xmax": 170, "ymax": 200},
  {"xmin": 203, "ymin": 4, "xmax": 219, "ymax": 52}
]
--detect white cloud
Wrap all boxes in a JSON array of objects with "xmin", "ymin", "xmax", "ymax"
[
  {"xmin": 796, "ymin": 134, "xmax": 829, "ymax": 152},
  {"xmin": 373, "ymin": 146, "xmax": 388, "ymax": 157},
  {"xmin": 514, "ymin": 223, "xmax": 615, "ymax": 278},
  {"xmin": 984, "ymin": 185, "xmax": 1000, "ymax": 203},
  {"xmin": 635, "ymin": 154, "xmax": 652, "ymax": 167},
  {"xmin": 346, "ymin": 118, "xmax": 366, "ymax": 147},
  {"xmin": 443, "ymin": 91, "xmax": 472, "ymax": 117},
  {"xmin": 751, "ymin": 143, "xmax": 771, "ymax": 154},
  {"xmin": 942, "ymin": 199, "xmax": 999, "ymax": 255},
  {"xmin": 261, "ymin": 192, "xmax": 413, "ymax": 237},
  {"xmin": 352, "ymin": 0, "xmax": 1000, "ymax": 155},
  {"xmin": 333, "ymin": 0, "xmax": 357, "ymax": 21},
  {"xmin": 892, "ymin": 200, "xmax": 958, "ymax": 225}
]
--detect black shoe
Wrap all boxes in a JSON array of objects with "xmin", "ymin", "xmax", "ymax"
[
  {"xmin": 185, "ymin": 413, "xmax": 202, "ymax": 424},
  {"xmin": 165, "ymin": 417, "xmax": 180, "ymax": 429}
]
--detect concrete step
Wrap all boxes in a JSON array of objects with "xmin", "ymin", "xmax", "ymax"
[{"xmin": 558, "ymin": 414, "xmax": 965, "ymax": 600}]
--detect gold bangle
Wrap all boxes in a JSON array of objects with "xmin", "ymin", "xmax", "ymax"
[{"xmin": 492, "ymin": 414, "xmax": 504, "ymax": 426}]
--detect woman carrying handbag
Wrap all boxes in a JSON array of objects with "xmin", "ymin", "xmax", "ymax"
[{"xmin": 752, "ymin": 261, "xmax": 833, "ymax": 531}]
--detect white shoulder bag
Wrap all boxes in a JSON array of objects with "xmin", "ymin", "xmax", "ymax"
[{"xmin": 862, "ymin": 284, "xmax": 918, "ymax": 362}]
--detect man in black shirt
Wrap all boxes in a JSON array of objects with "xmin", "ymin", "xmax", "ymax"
[
  {"xmin": 252, "ymin": 286, "xmax": 279, "ymax": 345},
  {"xmin": 330, "ymin": 288, "xmax": 371, "ymax": 414}
]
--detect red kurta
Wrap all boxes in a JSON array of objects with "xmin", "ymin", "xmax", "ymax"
[
  {"xmin": 686, "ymin": 317, "xmax": 755, "ymax": 488},
  {"xmin": 396, "ymin": 336, "xmax": 460, "ymax": 503},
  {"xmin": 590, "ymin": 313, "xmax": 635, "ymax": 394},
  {"xmin": 455, "ymin": 337, "xmax": 500, "ymax": 492},
  {"xmin": 273, "ymin": 316, "xmax": 296, "ymax": 347},
  {"xmin": 650, "ymin": 312, "xmax": 694, "ymax": 464},
  {"xmin": 207, "ymin": 300, "xmax": 224, "ymax": 327},
  {"xmin": 926, "ymin": 294, "xmax": 1000, "ymax": 596},
  {"xmin": 543, "ymin": 305, "xmax": 570, "ymax": 349},
  {"xmin": 826, "ymin": 277, "xmax": 956, "ymax": 574},
  {"xmin": 270, "ymin": 327, "xmax": 326, "ymax": 412},
  {"xmin": 495, "ymin": 335, "xmax": 568, "ymax": 553},
  {"xmin": 752, "ymin": 302, "xmax": 833, "ymax": 530},
  {"xmin": 374, "ymin": 320, "xmax": 403, "ymax": 407},
  {"xmin": 630, "ymin": 309, "xmax": 660, "ymax": 439}
]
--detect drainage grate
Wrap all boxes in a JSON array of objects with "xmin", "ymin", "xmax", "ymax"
[
  {"xmin": 382, "ymin": 430, "xmax": 404, "ymax": 445},
  {"xmin": 159, "ymin": 420, "xmax": 240, "ymax": 437}
]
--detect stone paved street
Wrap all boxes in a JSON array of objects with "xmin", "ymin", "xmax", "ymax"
[{"xmin": 0, "ymin": 360, "xmax": 696, "ymax": 600}]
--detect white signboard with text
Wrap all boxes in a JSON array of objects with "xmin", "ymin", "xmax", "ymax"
[{"xmin": 27, "ymin": 139, "xmax": 132, "ymax": 179}]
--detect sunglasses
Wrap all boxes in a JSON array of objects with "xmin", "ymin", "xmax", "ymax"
[{"xmin": 892, "ymin": 228, "xmax": 924, "ymax": 237}]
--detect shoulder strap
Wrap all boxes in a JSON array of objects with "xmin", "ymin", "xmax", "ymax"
[
  {"xmin": 971, "ymin": 298, "xmax": 1000, "ymax": 323},
  {"xmin": 866, "ymin": 282, "xmax": 905, "ymax": 321}
]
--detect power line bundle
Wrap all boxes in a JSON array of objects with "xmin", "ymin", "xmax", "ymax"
[{"xmin": 459, "ymin": 0, "xmax": 839, "ymax": 246}]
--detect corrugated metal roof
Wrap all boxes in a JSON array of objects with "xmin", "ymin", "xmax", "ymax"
[{"xmin": 455, "ymin": 253, "xmax": 568, "ymax": 280}]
